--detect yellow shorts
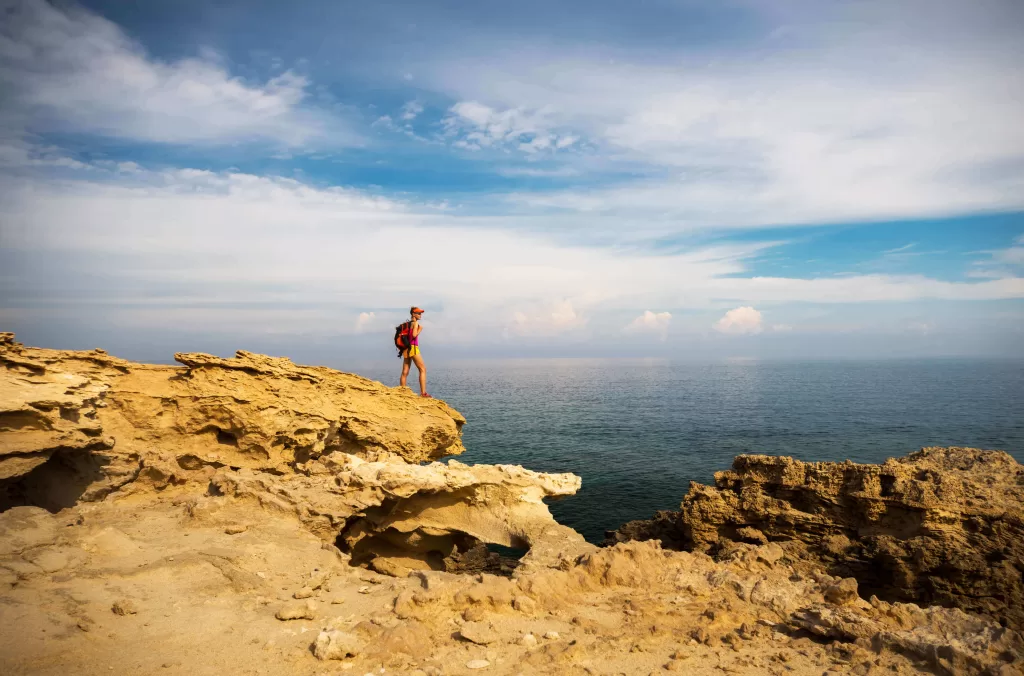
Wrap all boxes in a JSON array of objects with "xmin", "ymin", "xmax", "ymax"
[{"xmin": 403, "ymin": 345, "xmax": 421, "ymax": 358}]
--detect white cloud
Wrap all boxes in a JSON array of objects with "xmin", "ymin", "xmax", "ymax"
[
  {"xmin": 995, "ymin": 245, "xmax": 1024, "ymax": 266},
  {"xmin": 496, "ymin": 166, "xmax": 580, "ymax": 178},
  {"xmin": 0, "ymin": 0, "xmax": 355, "ymax": 148},
  {"xmin": 442, "ymin": 101, "xmax": 578, "ymax": 153},
  {"xmin": 624, "ymin": 311, "xmax": 672, "ymax": 340},
  {"xmin": 422, "ymin": 4, "xmax": 1024, "ymax": 227},
  {"xmin": 2, "ymin": 166, "xmax": 1022, "ymax": 345},
  {"xmin": 508, "ymin": 300, "xmax": 585, "ymax": 337},
  {"xmin": 401, "ymin": 101, "xmax": 424, "ymax": 121},
  {"xmin": 714, "ymin": 307, "xmax": 763, "ymax": 335},
  {"xmin": 0, "ymin": 139, "xmax": 92, "ymax": 170},
  {"xmin": 355, "ymin": 311, "xmax": 376, "ymax": 332}
]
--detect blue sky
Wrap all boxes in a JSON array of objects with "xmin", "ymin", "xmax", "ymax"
[{"xmin": 0, "ymin": 0, "xmax": 1022, "ymax": 361}]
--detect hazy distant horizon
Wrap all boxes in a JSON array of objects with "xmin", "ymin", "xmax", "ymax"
[
  {"xmin": 6, "ymin": 327, "xmax": 1023, "ymax": 372},
  {"xmin": 1, "ymin": 0, "xmax": 1022, "ymax": 358}
]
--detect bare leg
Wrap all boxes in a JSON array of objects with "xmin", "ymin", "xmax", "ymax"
[
  {"xmin": 400, "ymin": 357, "xmax": 412, "ymax": 387},
  {"xmin": 412, "ymin": 354, "xmax": 428, "ymax": 396}
]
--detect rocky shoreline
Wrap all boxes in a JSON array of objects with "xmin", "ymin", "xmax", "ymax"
[
  {"xmin": 606, "ymin": 448, "xmax": 1024, "ymax": 632},
  {"xmin": 2, "ymin": 333, "xmax": 1022, "ymax": 675}
]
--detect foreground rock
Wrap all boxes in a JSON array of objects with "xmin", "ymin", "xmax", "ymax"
[
  {"xmin": 0, "ymin": 331, "xmax": 465, "ymax": 506},
  {"xmin": 1, "ymin": 335, "xmax": 1022, "ymax": 675},
  {"xmin": 0, "ymin": 333, "xmax": 589, "ymax": 572},
  {"xmin": 607, "ymin": 447, "xmax": 1024, "ymax": 631},
  {"xmin": 2, "ymin": 501, "xmax": 1020, "ymax": 675}
]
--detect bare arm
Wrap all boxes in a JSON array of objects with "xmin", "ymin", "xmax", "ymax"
[{"xmin": 411, "ymin": 319, "xmax": 422, "ymax": 338}]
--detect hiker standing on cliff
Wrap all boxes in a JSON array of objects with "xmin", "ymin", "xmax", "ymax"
[{"xmin": 398, "ymin": 306, "xmax": 430, "ymax": 398}]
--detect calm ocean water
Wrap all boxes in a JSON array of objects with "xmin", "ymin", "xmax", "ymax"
[{"xmin": 356, "ymin": 359, "xmax": 1024, "ymax": 544}]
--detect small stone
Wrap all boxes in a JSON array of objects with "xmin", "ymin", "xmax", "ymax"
[
  {"xmin": 519, "ymin": 633, "xmax": 537, "ymax": 648},
  {"xmin": 111, "ymin": 599, "xmax": 138, "ymax": 616},
  {"xmin": 466, "ymin": 660, "xmax": 490, "ymax": 670},
  {"xmin": 276, "ymin": 599, "xmax": 316, "ymax": 621},
  {"xmin": 460, "ymin": 621, "xmax": 500, "ymax": 645},
  {"xmin": 293, "ymin": 587, "xmax": 315, "ymax": 599},
  {"xmin": 358, "ymin": 586, "xmax": 372, "ymax": 594},
  {"xmin": 543, "ymin": 631, "xmax": 560, "ymax": 640},
  {"xmin": 463, "ymin": 606, "xmax": 486, "ymax": 622},
  {"xmin": 224, "ymin": 524, "xmax": 248, "ymax": 535},
  {"xmin": 256, "ymin": 572, "xmax": 266, "ymax": 579},
  {"xmin": 665, "ymin": 660, "xmax": 684, "ymax": 672},
  {"xmin": 313, "ymin": 629, "xmax": 363, "ymax": 660}
]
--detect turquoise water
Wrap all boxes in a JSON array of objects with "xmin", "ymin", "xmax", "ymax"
[{"xmin": 357, "ymin": 358, "xmax": 1024, "ymax": 543}]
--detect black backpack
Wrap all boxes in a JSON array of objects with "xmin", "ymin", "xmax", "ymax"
[{"xmin": 394, "ymin": 322, "xmax": 411, "ymax": 357}]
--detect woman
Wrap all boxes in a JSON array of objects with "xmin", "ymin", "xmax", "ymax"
[{"xmin": 399, "ymin": 306, "xmax": 430, "ymax": 398}]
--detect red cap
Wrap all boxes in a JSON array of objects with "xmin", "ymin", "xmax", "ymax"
[{"xmin": 411, "ymin": 307, "xmax": 425, "ymax": 314}]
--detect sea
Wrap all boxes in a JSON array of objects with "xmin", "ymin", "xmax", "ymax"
[{"xmin": 356, "ymin": 358, "xmax": 1024, "ymax": 544}]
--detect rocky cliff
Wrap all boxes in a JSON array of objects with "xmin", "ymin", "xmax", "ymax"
[
  {"xmin": 2, "ymin": 334, "xmax": 1022, "ymax": 675},
  {"xmin": 607, "ymin": 448, "xmax": 1024, "ymax": 632}
]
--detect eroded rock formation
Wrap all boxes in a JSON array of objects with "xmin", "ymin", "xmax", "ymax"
[
  {"xmin": 0, "ymin": 333, "xmax": 586, "ymax": 573},
  {"xmin": 607, "ymin": 447, "xmax": 1024, "ymax": 631},
  {"xmin": 2, "ymin": 334, "xmax": 1022, "ymax": 675}
]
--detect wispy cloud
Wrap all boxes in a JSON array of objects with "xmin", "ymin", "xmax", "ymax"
[
  {"xmin": 3, "ymin": 164, "xmax": 1021, "ymax": 347},
  {"xmin": 401, "ymin": 101, "xmax": 424, "ymax": 121},
  {"xmin": 883, "ymin": 243, "xmax": 916, "ymax": 254},
  {"xmin": 420, "ymin": 2, "xmax": 1024, "ymax": 228},
  {"xmin": 442, "ymin": 101, "xmax": 579, "ymax": 154},
  {"xmin": 0, "ymin": 0, "xmax": 358, "ymax": 148}
]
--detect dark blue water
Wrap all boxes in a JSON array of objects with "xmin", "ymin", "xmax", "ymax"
[{"xmin": 356, "ymin": 358, "xmax": 1024, "ymax": 543}]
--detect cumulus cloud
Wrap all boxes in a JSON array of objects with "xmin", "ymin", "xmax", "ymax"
[
  {"xmin": 355, "ymin": 311, "xmax": 376, "ymax": 332},
  {"xmin": 0, "ymin": 0, "xmax": 355, "ymax": 148},
  {"xmin": 714, "ymin": 307, "xmax": 764, "ymax": 335},
  {"xmin": 624, "ymin": 311, "xmax": 672, "ymax": 340}
]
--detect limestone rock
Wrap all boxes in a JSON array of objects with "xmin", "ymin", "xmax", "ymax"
[
  {"xmin": 275, "ymin": 599, "xmax": 316, "ymax": 621},
  {"xmin": 824, "ymin": 578, "xmax": 859, "ymax": 606},
  {"xmin": 2, "ymin": 334, "xmax": 1022, "ymax": 676},
  {"xmin": 111, "ymin": 599, "xmax": 138, "ymax": 615},
  {"xmin": 460, "ymin": 621, "xmax": 500, "ymax": 645},
  {"xmin": 608, "ymin": 447, "xmax": 1024, "ymax": 629},
  {"xmin": 313, "ymin": 629, "xmax": 362, "ymax": 660},
  {"xmin": 1, "ymin": 336, "xmax": 466, "ymax": 511}
]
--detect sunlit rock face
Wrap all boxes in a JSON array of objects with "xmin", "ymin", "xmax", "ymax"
[
  {"xmin": 0, "ymin": 332, "xmax": 586, "ymax": 573},
  {"xmin": 608, "ymin": 446, "xmax": 1024, "ymax": 630}
]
